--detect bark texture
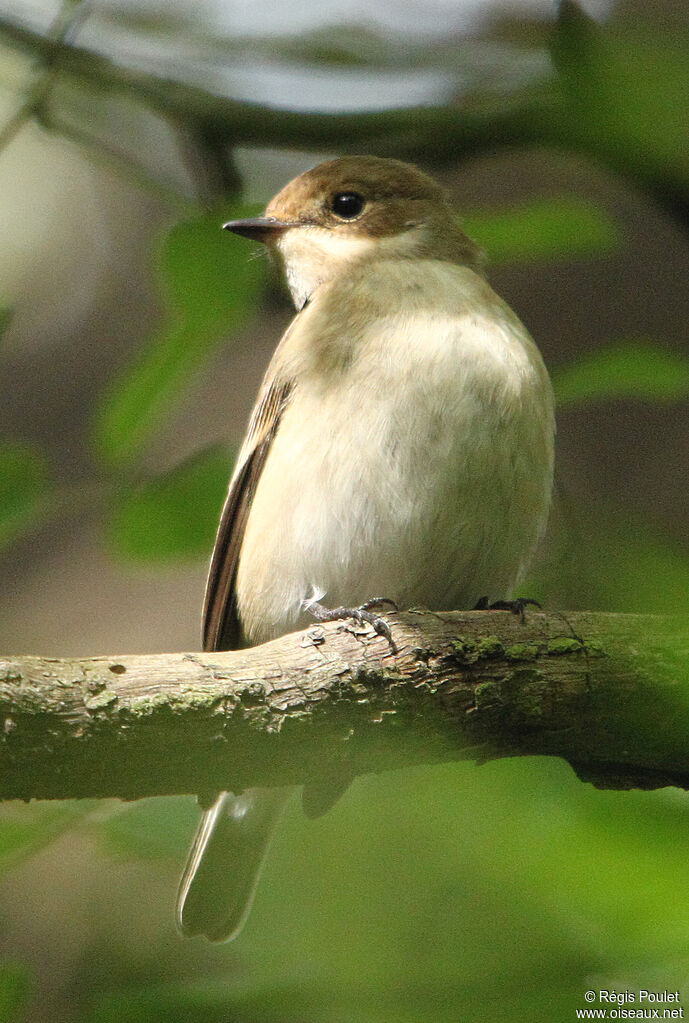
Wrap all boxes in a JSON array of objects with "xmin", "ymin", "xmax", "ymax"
[{"xmin": 1, "ymin": 610, "xmax": 688, "ymax": 802}]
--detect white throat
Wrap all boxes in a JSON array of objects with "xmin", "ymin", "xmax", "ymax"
[{"xmin": 274, "ymin": 225, "xmax": 424, "ymax": 309}]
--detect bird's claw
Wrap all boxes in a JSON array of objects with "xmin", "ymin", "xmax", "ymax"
[{"xmin": 305, "ymin": 598, "xmax": 398, "ymax": 653}]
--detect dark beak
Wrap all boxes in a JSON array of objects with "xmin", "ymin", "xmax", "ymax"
[{"xmin": 222, "ymin": 216, "xmax": 295, "ymax": 242}]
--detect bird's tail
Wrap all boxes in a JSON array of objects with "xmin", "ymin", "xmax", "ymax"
[{"xmin": 176, "ymin": 787, "xmax": 292, "ymax": 942}]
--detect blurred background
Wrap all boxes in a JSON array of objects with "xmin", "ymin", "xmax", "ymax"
[{"xmin": 1, "ymin": 0, "xmax": 689, "ymax": 1019}]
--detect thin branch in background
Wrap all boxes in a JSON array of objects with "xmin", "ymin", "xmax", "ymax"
[
  {"xmin": 52, "ymin": 0, "xmax": 94, "ymax": 46},
  {"xmin": 0, "ymin": 0, "xmax": 91, "ymax": 158},
  {"xmin": 179, "ymin": 120, "xmax": 242, "ymax": 204},
  {"xmin": 0, "ymin": 2, "xmax": 243, "ymax": 203},
  {"xmin": 0, "ymin": 15, "xmax": 559, "ymax": 166}
]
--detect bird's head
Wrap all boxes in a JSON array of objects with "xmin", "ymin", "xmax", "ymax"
[{"xmin": 224, "ymin": 156, "xmax": 484, "ymax": 309}]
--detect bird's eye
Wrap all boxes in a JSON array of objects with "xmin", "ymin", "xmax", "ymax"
[{"xmin": 331, "ymin": 192, "xmax": 365, "ymax": 220}]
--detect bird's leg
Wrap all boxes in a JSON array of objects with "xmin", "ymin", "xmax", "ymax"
[
  {"xmin": 473, "ymin": 596, "xmax": 541, "ymax": 623},
  {"xmin": 303, "ymin": 597, "xmax": 398, "ymax": 653}
]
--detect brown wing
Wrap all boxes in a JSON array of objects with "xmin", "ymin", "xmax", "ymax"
[{"xmin": 203, "ymin": 375, "xmax": 293, "ymax": 652}]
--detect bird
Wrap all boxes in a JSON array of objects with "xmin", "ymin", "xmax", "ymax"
[{"xmin": 176, "ymin": 155, "xmax": 555, "ymax": 942}]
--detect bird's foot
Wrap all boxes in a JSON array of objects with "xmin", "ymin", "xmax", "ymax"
[
  {"xmin": 473, "ymin": 596, "xmax": 541, "ymax": 623},
  {"xmin": 303, "ymin": 597, "xmax": 398, "ymax": 653}
]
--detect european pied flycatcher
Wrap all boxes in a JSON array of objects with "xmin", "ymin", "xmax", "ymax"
[{"xmin": 177, "ymin": 155, "xmax": 555, "ymax": 942}]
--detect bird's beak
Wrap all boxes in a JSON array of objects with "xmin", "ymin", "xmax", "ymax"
[{"xmin": 222, "ymin": 216, "xmax": 295, "ymax": 242}]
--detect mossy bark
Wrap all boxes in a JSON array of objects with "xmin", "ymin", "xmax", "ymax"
[{"xmin": 1, "ymin": 610, "xmax": 688, "ymax": 801}]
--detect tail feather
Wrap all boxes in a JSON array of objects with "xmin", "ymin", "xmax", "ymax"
[{"xmin": 177, "ymin": 787, "xmax": 291, "ymax": 942}]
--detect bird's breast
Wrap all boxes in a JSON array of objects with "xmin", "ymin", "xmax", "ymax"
[{"xmin": 236, "ymin": 261, "xmax": 554, "ymax": 645}]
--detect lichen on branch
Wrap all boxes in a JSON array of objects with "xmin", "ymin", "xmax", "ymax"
[{"xmin": 0, "ymin": 610, "xmax": 688, "ymax": 803}]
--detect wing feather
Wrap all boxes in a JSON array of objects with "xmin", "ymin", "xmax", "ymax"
[{"xmin": 203, "ymin": 373, "xmax": 293, "ymax": 652}]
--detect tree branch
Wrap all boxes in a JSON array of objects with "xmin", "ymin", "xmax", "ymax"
[
  {"xmin": 1, "ymin": 610, "xmax": 688, "ymax": 803},
  {"xmin": 0, "ymin": 16, "xmax": 558, "ymax": 164}
]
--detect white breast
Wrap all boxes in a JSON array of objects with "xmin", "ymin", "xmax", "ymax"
[{"xmin": 236, "ymin": 260, "xmax": 555, "ymax": 645}]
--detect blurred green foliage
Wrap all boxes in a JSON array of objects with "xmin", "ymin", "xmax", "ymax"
[
  {"xmin": 0, "ymin": 441, "xmax": 48, "ymax": 551},
  {"xmin": 109, "ymin": 446, "xmax": 232, "ymax": 562},
  {"xmin": 93, "ymin": 209, "xmax": 265, "ymax": 467},
  {"xmin": 464, "ymin": 197, "xmax": 621, "ymax": 264},
  {"xmin": 553, "ymin": 338, "xmax": 689, "ymax": 407},
  {"xmin": 0, "ymin": 304, "xmax": 48, "ymax": 553},
  {"xmin": 527, "ymin": 505, "xmax": 689, "ymax": 614},
  {"xmin": 78, "ymin": 760, "xmax": 689, "ymax": 1022},
  {"xmin": 554, "ymin": 2, "xmax": 689, "ymax": 192},
  {"xmin": 0, "ymin": 964, "xmax": 30, "ymax": 1023}
]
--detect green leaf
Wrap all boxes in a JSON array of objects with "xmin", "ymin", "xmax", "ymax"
[
  {"xmin": 463, "ymin": 196, "xmax": 621, "ymax": 264},
  {"xmin": 553, "ymin": 338, "xmax": 689, "ymax": 407},
  {"xmin": 582, "ymin": 519, "xmax": 689, "ymax": 614},
  {"xmin": 553, "ymin": 3, "xmax": 689, "ymax": 193},
  {"xmin": 108, "ymin": 446, "xmax": 232, "ymax": 562},
  {"xmin": 528, "ymin": 499, "xmax": 689, "ymax": 615},
  {"xmin": 0, "ymin": 441, "xmax": 48, "ymax": 550},
  {"xmin": 93, "ymin": 207, "xmax": 265, "ymax": 467},
  {"xmin": 0, "ymin": 963, "xmax": 30, "ymax": 1022}
]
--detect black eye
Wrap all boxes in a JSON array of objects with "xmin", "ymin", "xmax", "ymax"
[{"xmin": 331, "ymin": 192, "xmax": 365, "ymax": 220}]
